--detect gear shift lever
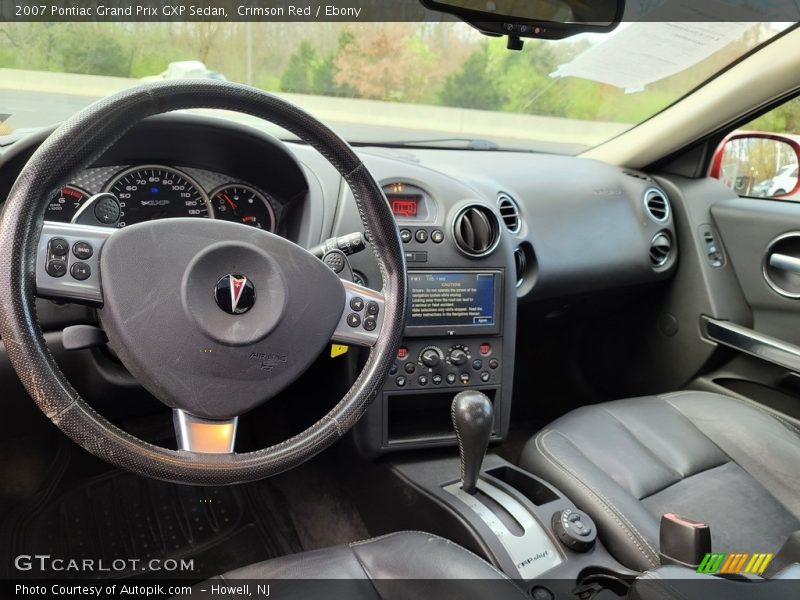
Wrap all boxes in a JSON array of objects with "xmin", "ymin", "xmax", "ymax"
[{"xmin": 451, "ymin": 390, "xmax": 493, "ymax": 494}]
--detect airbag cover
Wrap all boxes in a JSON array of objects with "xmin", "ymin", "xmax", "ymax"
[{"xmin": 98, "ymin": 218, "xmax": 345, "ymax": 420}]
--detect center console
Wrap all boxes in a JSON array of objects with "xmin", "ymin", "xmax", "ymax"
[{"xmin": 350, "ymin": 185, "xmax": 517, "ymax": 457}]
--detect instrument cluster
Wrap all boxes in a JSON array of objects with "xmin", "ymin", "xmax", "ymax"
[{"xmin": 45, "ymin": 164, "xmax": 278, "ymax": 232}]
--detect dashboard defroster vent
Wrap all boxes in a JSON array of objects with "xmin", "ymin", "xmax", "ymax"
[
  {"xmin": 650, "ymin": 231, "xmax": 673, "ymax": 268},
  {"xmin": 644, "ymin": 188, "xmax": 670, "ymax": 222},
  {"xmin": 453, "ymin": 204, "xmax": 500, "ymax": 258},
  {"xmin": 497, "ymin": 192, "xmax": 521, "ymax": 233}
]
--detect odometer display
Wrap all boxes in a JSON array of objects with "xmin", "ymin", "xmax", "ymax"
[
  {"xmin": 106, "ymin": 166, "xmax": 209, "ymax": 227},
  {"xmin": 45, "ymin": 186, "xmax": 90, "ymax": 222}
]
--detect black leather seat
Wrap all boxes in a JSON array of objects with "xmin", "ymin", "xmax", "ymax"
[
  {"xmin": 520, "ymin": 391, "xmax": 800, "ymax": 571},
  {"xmin": 193, "ymin": 531, "xmax": 529, "ymax": 599}
]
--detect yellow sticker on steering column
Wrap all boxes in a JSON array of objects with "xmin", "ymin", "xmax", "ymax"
[{"xmin": 330, "ymin": 344, "xmax": 349, "ymax": 358}]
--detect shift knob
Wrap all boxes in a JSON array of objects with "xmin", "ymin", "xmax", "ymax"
[{"xmin": 451, "ymin": 390, "xmax": 493, "ymax": 494}]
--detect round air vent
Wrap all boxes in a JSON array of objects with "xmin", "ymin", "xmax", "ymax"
[
  {"xmin": 513, "ymin": 247, "xmax": 526, "ymax": 287},
  {"xmin": 452, "ymin": 204, "xmax": 501, "ymax": 258},
  {"xmin": 650, "ymin": 231, "xmax": 673, "ymax": 268},
  {"xmin": 497, "ymin": 192, "xmax": 521, "ymax": 233},
  {"xmin": 644, "ymin": 188, "xmax": 670, "ymax": 223}
]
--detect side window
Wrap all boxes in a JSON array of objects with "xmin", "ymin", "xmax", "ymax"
[{"xmin": 711, "ymin": 97, "xmax": 800, "ymax": 200}]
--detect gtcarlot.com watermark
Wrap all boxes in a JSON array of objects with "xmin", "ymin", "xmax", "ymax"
[{"xmin": 14, "ymin": 554, "xmax": 194, "ymax": 574}]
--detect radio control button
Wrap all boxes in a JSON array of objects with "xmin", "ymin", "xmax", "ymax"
[
  {"xmin": 48, "ymin": 238, "xmax": 69, "ymax": 256},
  {"xmin": 46, "ymin": 259, "xmax": 67, "ymax": 278},
  {"xmin": 70, "ymin": 262, "xmax": 91, "ymax": 281}
]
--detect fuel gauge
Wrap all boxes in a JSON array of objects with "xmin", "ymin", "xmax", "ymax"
[{"xmin": 210, "ymin": 184, "xmax": 275, "ymax": 231}]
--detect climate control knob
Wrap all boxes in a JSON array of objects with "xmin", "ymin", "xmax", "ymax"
[
  {"xmin": 420, "ymin": 348, "xmax": 442, "ymax": 369},
  {"xmin": 418, "ymin": 346, "xmax": 444, "ymax": 369},
  {"xmin": 449, "ymin": 348, "xmax": 469, "ymax": 366}
]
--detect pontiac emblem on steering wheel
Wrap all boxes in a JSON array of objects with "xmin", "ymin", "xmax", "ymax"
[{"xmin": 215, "ymin": 274, "xmax": 256, "ymax": 315}]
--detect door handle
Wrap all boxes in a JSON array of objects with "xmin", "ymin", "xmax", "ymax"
[{"xmin": 768, "ymin": 253, "xmax": 800, "ymax": 274}]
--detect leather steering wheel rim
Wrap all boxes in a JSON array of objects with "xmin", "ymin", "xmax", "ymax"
[{"xmin": 0, "ymin": 81, "xmax": 407, "ymax": 485}]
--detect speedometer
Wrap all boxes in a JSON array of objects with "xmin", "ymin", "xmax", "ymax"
[{"xmin": 105, "ymin": 165, "xmax": 209, "ymax": 228}]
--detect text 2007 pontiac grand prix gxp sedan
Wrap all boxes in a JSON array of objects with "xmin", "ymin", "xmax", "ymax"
[{"xmin": 1, "ymin": 1, "xmax": 800, "ymax": 599}]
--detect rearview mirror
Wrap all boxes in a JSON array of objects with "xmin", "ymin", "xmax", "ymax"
[
  {"xmin": 421, "ymin": 0, "xmax": 624, "ymax": 46},
  {"xmin": 711, "ymin": 133, "xmax": 800, "ymax": 200}
]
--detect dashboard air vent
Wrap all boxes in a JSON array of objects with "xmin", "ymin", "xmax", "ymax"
[
  {"xmin": 453, "ymin": 204, "xmax": 500, "ymax": 258},
  {"xmin": 497, "ymin": 192, "xmax": 521, "ymax": 233},
  {"xmin": 513, "ymin": 247, "xmax": 526, "ymax": 287},
  {"xmin": 644, "ymin": 188, "xmax": 670, "ymax": 222},
  {"xmin": 650, "ymin": 232, "xmax": 673, "ymax": 268}
]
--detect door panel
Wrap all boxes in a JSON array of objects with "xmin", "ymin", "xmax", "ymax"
[
  {"xmin": 712, "ymin": 198, "xmax": 800, "ymax": 346},
  {"xmin": 703, "ymin": 197, "xmax": 800, "ymax": 420}
]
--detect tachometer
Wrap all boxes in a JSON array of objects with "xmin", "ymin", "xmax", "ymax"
[
  {"xmin": 105, "ymin": 165, "xmax": 209, "ymax": 227},
  {"xmin": 44, "ymin": 185, "xmax": 90, "ymax": 222},
  {"xmin": 210, "ymin": 184, "xmax": 275, "ymax": 231}
]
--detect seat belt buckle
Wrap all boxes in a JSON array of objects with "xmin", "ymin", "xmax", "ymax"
[{"xmin": 659, "ymin": 513, "xmax": 712, "ymax": 568}]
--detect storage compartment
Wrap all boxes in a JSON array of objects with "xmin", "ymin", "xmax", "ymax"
[
  {"xmin": 386, "ymin": 388, "xmax": 497, "ymax": 444},
  {"xmin": 484, "ymin": 465, "xmax": 559, "ymax": 506}
]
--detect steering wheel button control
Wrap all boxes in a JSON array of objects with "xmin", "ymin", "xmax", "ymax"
[
  {"xmin": 346, "ymin": 313, "xmax": 362, "ymax": 328},
  {"xmin": 72, "ymin": 241, "xmax": 93, "ymax": 260},
  {"xmin": 431, "ymin": 229, "xmax": 444, "ymax": 243},
  {"xmin": 350, "ymin": 296, "xmax": 365, "ymax": 311},
  {"xmin": 366, "ymin": 301, "xmax": 380, "ymax": 316},
  {"xmin": 363, "ymin": 317, "xmax": 377, "ymax": 332},
  {"xmin": 415, "ymin": 229, "xmax": 428, "ymax": 243},
  {"xmin": 46, "ymin": 259, "xmax": 67, "ymax": 278},
  {"xmin": 48, "ymin": 238, "xmax": 69, "ymax": 256},
  {"xmin": 70, "ymin": 262, "xmax": 91, "ymax": 281},
  {"xmin": 400, "ymin": 229, "xmax": 412, "ymax": 243}
]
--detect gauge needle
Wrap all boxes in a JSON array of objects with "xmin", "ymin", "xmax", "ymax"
[{"xmin": 221, "ymin": 192, "xmax": 237, "ymax": 211}]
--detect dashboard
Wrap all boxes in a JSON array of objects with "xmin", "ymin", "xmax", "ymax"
[
  {"xmin": 46, "ymin": 164, "xmax": 278, "ymax": 231},
  {"xmin": 0, "ymin": 113, "xmax": 680, "ymax": 458}
]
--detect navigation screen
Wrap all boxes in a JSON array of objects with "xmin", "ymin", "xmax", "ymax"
[{"xmin": 409, "ymin": 272, "xmax": 495, "ymax": 327}]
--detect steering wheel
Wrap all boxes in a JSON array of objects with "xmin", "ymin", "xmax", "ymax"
[{"xmin": 0, "ymin": 81, "xmax": 407, "ymax": 485}]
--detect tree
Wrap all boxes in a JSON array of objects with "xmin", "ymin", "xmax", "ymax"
[
  {"xmin": 439, "ymin": 43, "xmax": 503, "ymax": 110},
  {"xmin": 280, "ymin": 41, "xmax": 318, "ymax": 94}
]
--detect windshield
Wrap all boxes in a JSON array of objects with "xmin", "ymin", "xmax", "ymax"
[{"xmin": 0, "ymin": 21, "xmax": 790, "ymax": 153}]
